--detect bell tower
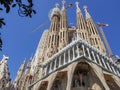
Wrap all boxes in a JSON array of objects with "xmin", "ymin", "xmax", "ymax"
[
  {"xmin": 84, "ymin": 6, "xmax": 106, "ymax": 54},
  {"xmin": 45, "ymin": 3, "xmax": 60, "ymax": 59},
  {"xmin": 58, "ymin": 0, "xmax": 69, "ymax": 50},
  {"xmin": 75, "ymin": 2, "xmax": 90, "ymax": 43}
]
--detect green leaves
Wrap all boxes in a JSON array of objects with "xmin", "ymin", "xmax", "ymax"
[
  {"xmin": 17, "ymin": 2, "xmax": 36, "ymax": 18},
  {"xmin": 0, "ymin": 18, "xmax": 5, "ymax": 50},
  {"xmin": 0, "ymin": 0, "xmax": 35, "ymax": 50},
  {"xmin": 33, "ymin": 10, "xmax": 36, "ymax": 14},
  {"xmin": 0, "ymin": 0, "xmax": 35, "ymax": 27},
  {"xmin": 0, "ymin": 0, "xmax": 11, "ymax": 13},
  {"xmin": 28, "ymin": 0, "xmax": 32, "ymax": 3},
  {"xmin": 5, "ymin": 4, "xmax": 10, "ymax": 13},
  {"xmin": 0, "ymin": 18, "xmax": 6, "ymax": 28},
  {"xmin": 12, "ymin": 4, "xmax": 17, "ymax": 8}
]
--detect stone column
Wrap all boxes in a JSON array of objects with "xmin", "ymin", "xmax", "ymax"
[
  {"xmin": 50, "ymin": 62, "xmax": 53, "ymax": 73},
  {"xmin": 68, "ymin": 50, "xmax": 71, "ymax": 62},
  {"xmin": 44, "ymin": 64, "xmax": 48, "ymax": 75},
  {"xmin": 76, "ymin": 44, "xmax": 80, "ymax": 57},
  {"xmin": 106, "ymin": 61, "xmax": 112, "ymax": 72},
  {"xmin": 64, "ymin": 52, "xmax": 66, "ymax": 64},
  {"xmin": 66, "ymin": 62, "xmax": 78, "ymax": 90},
  {"xmin": 111, "ymin": 64, "xmax": 117, "ymax": 74},
  {"xmin": 86, "ymin": 48, "xmax": 91, "ymax": 59},
  {"xmin": 59, "ymin": 56, "xmax": 61, "ymax": 67},
  {"xmin": 91, "ymin": 51, "xmax": 97, "ymax": 63},
  {"xmin": 96, "ymin": 54, "xmax": 103, "ymax": 66},
  {"xmin": 72, "ymin": 46, "xmax": 75, "ymax": 59},
  {"xmin": 101, "ymin": 58, "xmax": 108, "ymax": 69},
  {"xmin": 54, "ymin": 59, "xmax": 57, "ymax": 70},
  {"xmin": 82, "ymin": 44, "xmax": 86, "ymax": 56}
]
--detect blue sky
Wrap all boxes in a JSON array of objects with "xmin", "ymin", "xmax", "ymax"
[{"xmin": 0, "ymin": 0, "xmax": 120, "ymax": 80}]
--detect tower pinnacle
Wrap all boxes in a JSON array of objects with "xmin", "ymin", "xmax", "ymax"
[
  {"xmin": 75, "ymin": 2, "xmax": 81, "ymax": 12},
  {"xmin": 55, "ymin": 3, "xmax": 59, "ymax": 8},
  {"xmin": 49, "ymin": 2, "xmax": 60, "ymax": 21},
  {"xmin": 58, "ymin": 0, "xmax": 68, "ymax": 50},
  {"xmin": 62, "ymin": 0, "xmax": 66, "ymax": 9},
  {"xmin": 84, "ymin": 6, "xmax": 106, "ymax": 54},
  {"xmin": 46, "ymin": 2, "xmax": 60, "ymax": 59},
  {"xmin": 83, "ymin": 5, "xmax": 91, "ymax": 19}
]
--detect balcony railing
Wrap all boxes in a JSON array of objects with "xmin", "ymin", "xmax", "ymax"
[{"xmin": 40, "ymin": 39, "xmax": 120, "ymax": 79}]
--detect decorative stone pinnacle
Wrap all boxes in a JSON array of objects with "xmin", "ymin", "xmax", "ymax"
[
  {"xmin": 62, "ymin": 0, "xmax": 66, "ymax": 5},
  {"xmin": 0, "ymin": 55, "xmax": 9, "ymax": 64},
  {"xmin": 75, "ymin": 1, "xmax": 81, "ymax": 12},
  {"xmin": 83, "ymin": 5, "xmax": 88, "ymax": 11},
  {"xmin": 83, "ymin": 5, "xmax": 91, "ymax": 19},
  {"xmin": 55, "ymin": 3, "xmax": 59, "ymax": 8},
  {"xmin": 62, "ymin": 0, "xmax": 66, "ymax": 9},
  {"xmin": 75, "ymin": 2, "xmax": 79, "ymax": 8}
]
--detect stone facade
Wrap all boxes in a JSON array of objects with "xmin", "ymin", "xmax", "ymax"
[{"xmin": 1, "ymin": 1, "xmax": 120, "ymax": 90}]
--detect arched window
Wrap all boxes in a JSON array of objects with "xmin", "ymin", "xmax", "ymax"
[
  {"xmin": 52, "ymin": 35, "xmax": 54, "ymax": 42},
  {"xmin": 95, "ymin": 38, "xmax": 98, "ymax": 45}
]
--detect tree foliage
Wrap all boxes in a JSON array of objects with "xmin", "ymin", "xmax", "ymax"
[{"xmin": 0, "ymin": 0, "xmax": 36, "ymax": 50}]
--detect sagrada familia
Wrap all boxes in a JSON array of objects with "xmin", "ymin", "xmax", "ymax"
[{"xmin": 1, "ymin": 1, "xmax": 120, "ymax": 90}]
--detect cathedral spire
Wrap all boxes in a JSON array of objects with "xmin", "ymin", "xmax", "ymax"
[
  {"xmin": 0, "ymin": 55, "xmax": 11, "ymax": 89},
  {"xmin": 45, "ymin": 3, "xmax": 60, "ymax": 59},
  {"xmin": 58, "ymin": 0, "xmax": 68, "ymax": 50},
  {"xmin": 14, "ymin": 60, "xmax": 26, "ymax": 85},
  {"xmin": 13, "ymin": 60, "xmax": 27, "ymax": 90},
  {"xmin": 0, "ymin": 55, "xmax": 9, "ymax": 64},
  {"xmin": 75, "ymin": 2, "xmax": 81, "ymax": 13},
  {"xmin": 49, "ymin": 3, "xmax": 60, "ymax": 32},
  {"xmin": 62, "ymin": 0, "xmax": 65, "ymax": 10},
  {"xmin": 60, "ymin": 0, "xmax": 67, "ymax": 29},
  {"xmin": 83, "ymin": 6, "xmax": 106, "ymax": 54},
  {"xmin": 17, "ymin": 60, "xmax": 26, "ymax": 77},
  {"xmin": 83, "ymin": 6, "xmax": 91, "ymax": 19},
  {"xmin": 75, "ymin": 2, "xmax": 90, "ymax": 43},
  {"xmin": 25, "ymin": 59, "xmax": 32, "ymax": 74}
]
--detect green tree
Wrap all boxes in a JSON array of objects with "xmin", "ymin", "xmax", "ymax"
[{"xmin": 0, "ymin": 0, "xmax": 36, "ymax": 50}]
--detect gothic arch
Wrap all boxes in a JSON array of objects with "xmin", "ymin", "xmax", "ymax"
[
  {"xmin": 50, "ymin": 71, "xmax": 67, "ymax": 90},
  {"xmin": 71, "ymin": 62, "xmax": 90, "ymax": 90},
  {"xmin": 71, "ymin": 61, "xmax": 104, "ymax": 90}
]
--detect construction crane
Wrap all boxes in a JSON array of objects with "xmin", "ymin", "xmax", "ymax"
[
  {"xmin": 97, "ymin": 23, "xmax": 114, "ymax": 59},
  {"xmin": 32, "ymin": 20, "xmax": 50, "ymax": 32}
]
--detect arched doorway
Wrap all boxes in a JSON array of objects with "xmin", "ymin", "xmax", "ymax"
[
  {"xmin": 71, "ymin": 62, "xmax": 104, "ymax": 90},
  {"xmin": 51, "ymin": 71, "xmax": 67, "ymax": 90},
  {"xmin": 72, "ymin": 62, "xmax": 90, "ymax": 90}
]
